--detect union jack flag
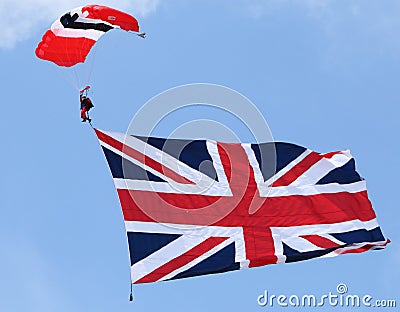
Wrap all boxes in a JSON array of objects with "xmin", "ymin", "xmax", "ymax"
[{"xmin": 95, "ymin": 129, "xmax": 389, "ymax": 284}]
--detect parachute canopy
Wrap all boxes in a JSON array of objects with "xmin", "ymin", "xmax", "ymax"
[{"xmin": 35, "ymin": 5, "xmax": 141, "ymax": 67}]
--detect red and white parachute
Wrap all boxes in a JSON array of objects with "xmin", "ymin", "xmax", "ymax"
[{"xmin": 35, "ymin": 5, "xmax": 144, "ymax": 67}]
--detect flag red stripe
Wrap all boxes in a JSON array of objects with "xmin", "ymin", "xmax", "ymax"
[
  {"xmin": 323, "ymin": 151, "xmax": 344, "ymax": 158},
  {"xmin": 117, "ymin": 189, "xmax": 376, "ymax": 227},
  {"xmin": 338, "ymin": 240, "xmax": 390, "ymax": 254},
  {"xmin": 301, "ymin": 235, "xmax": 341, "ymax": 248},
  {"xmin": 95, "ymin": 129, "xmax": 194, "ymax": 184},
  {"xmin": 134, "ymin": 237, "xmax": 228, "ymax": 283},
  {"xmin": 272, "ymin": 152, "xmax": 322, "ymax": 186},
  {"xmin": 340, "ymin": 245, "xmax": 372, "ymax": 254},
  {"xmin": 244, "ymin": 227, "xmax": 277, "ymax": 267}
]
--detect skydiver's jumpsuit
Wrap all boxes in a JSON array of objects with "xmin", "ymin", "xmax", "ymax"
[{"xmin": 80, "ymin": 96, "xmax": 94, "ymax": 122}]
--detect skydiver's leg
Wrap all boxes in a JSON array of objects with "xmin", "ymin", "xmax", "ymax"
[
  {"xmin": 81, "ymin": 107, "xmax": 88, "ymax": 121},
  {"xmin": 86, "ymin": 108, "xmax": 92, "ymax": 123}
]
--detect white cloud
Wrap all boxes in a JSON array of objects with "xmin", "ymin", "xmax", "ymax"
[{"xmin": 0, "ymin": 0, "xmax": 159, "ymax": 48}]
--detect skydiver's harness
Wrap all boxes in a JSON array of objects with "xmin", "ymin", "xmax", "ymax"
[{"xmin": 80, "ymin": 97, "xmax": 94, "ymax": 110}]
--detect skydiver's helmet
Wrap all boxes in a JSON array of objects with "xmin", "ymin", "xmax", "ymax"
[{"xmin": 81, "ymin": 95, "xmax": 87, "ymax": 101}]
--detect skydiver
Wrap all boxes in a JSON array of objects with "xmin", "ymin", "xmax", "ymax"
[{"xmin": 80, "ymin": 88, "xmax": 94, "ymax": 123}]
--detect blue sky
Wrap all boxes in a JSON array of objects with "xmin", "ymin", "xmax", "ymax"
[{"xmin": 1, "ymin": 1, "xmax": 399, "ymax": 311}]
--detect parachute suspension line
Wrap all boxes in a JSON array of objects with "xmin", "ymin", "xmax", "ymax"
[
  {"xmin": 78, "ymin": 35, "xmax": 92, "ymax": 88},
  {"xmin": 65, "ymin": 39, "xmax": 80, "ymax": 89},
  {"xmin": 49, "ymin": 65, "xmax": 80, "ymax": 92},
  {"xmin": 49, "ymin": 38, "xmax": 80, "ymax": 92},
  {"xmin": 48, "ymin": 27, "xmax": 76, "ymax": 90},
  {"xmin": 72, "ymin": 66, "xmax": 80, "ymax": 91},
  {"xmin": 85, "ymin": 43, "xmax": 99, "ymax": 89}
]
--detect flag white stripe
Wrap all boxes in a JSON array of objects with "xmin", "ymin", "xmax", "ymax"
[
  {"xmin": 271, "ymin": 218, "xmax": 381, "ymax": 262},
  {"xmin": 282, "ymin": 236, "xmax": 324, "ymax": 252},
  {"xmin": 241, "ymin": 144, "xmax": 267, "ymax": 185},
  {"xmin": 267, "ymin": 181, "xmax": 366, "ymax": 197},
  {"xmin": 158, "ymin": 237, "xmax": 236, "ymax": 282},
  {"xmin": 116, "ymin": 179, "xmax": 367, "ymax": 197},
  {"xmin": 264, "ymin": 149, "xmax": 313, "ymax": 186},
  {"xmin": 321, "ymin": 240, "xmax": 388, "ymax": 258},
  {"xmin": 114, "ymin": 178, "xmax": 232, "ymax": 196},
  {"xmin": 125, "ymin": 221, "xmax": 243, "ymax": 237},
  {"xmin": 207, "ymin": 140, "xmax": 231, "ymax": 189},
  {"xmin": 99, "ymin": 140, "xmax": 175, "ymax": 185},
  {"xmin": 125, "ymin": 221, "xmax": 247, "ymax": 264},
  {"xmin": 290, "ymin": 152, "xmax": 352, "ymax": 186},
  {"xmin": 99, "ymin": 130, "xmax": 232, "ymax": 196},
  {"xmin": 272, "ymin": 218, "xmax": 379, "ymax": 239},
  {"xmin": 102, "ymin": 131, "xmax": 223, "ymax": 189},
  {"xmin": 131, "ymin": 235, "xmax": 206, "ymax": 283},
  {"xmin": 243, "ymin": 146, "xmax": 320, "ymax": 197},
  {"xmin": 100, "ymin": 139, "xmax": 231, "ymax": 196}
]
